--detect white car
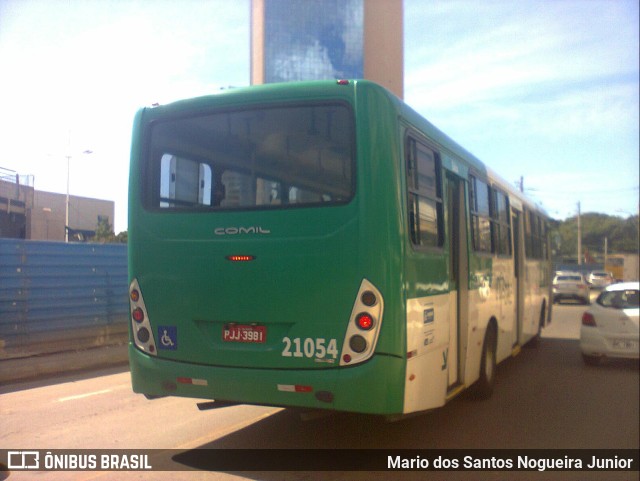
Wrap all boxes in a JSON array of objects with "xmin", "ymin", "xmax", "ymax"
[
  {"xmin": 587, "ymin": 270, "xmax": 614, "ymax": 289},
  {"xmin": 553, "ymin": 272, "xmax": 590, "ymax": 304},
  {"xmin": 580, "ymin": 282, "xmax": 639, "ymax": 365}
]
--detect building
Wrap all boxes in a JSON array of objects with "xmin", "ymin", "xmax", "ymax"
[
  {"xmin": 0, "ymin": 168, "xmax": 114, "ymax": 242},
  {"xmin": 251, "ymin": 0, "xmax": 403, "ymax": 98},
  {"xmin": 0, "ymin": 168, "xmax": 33, "ymax": 239}
]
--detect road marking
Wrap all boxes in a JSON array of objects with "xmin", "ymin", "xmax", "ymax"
[{"xmin": 57, "ymin": 389, "xmax": 112, "ymax": 402}]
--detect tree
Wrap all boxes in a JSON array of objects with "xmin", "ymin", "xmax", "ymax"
[
  {"xmin": 93, "ymin": 218, "xmax": 127, "ymax": 243},
  {"xmin": 549, "ymin": 213, "xmax": 639, "ymax": 259}
]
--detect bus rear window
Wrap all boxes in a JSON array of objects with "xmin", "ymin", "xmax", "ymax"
[{"xmin": 146, "ymin": 103, "xmax": 354, "ymax": 210}]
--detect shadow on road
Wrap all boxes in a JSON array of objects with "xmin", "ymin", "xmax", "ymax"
[{"xmin": 170, "ymin": 339, "xmax": 638, "ymax": 480}]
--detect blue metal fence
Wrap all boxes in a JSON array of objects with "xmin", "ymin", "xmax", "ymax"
[{"xmin": 0, "ymin": 239, "xmax": 128, "ymax": 360}]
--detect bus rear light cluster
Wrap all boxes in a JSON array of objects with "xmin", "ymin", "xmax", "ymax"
[
  {"xmin": 129, "ymin": 278, "xmax": 157, "ymax": 356},
  {"xmin": 340, "ymin": 279, "xmax": 384, "ymax": 366}
]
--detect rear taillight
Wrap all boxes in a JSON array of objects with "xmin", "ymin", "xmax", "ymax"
[
  {"xmin": 356, "ymin": 313, "xmax": 374, "ymax": 330},
  {"xmin": 132, "ymin": 308, "xmax": 144, "ymax": 323},
  {"xmin": 340, "ymin": 279, "xmax": 384, "ymax": 366},
  {"xmin": 129, "ymin": 279, "xmax": 157, "ymax": 355},
  {"xmin": 582, "ymin": 312, "xmax": 597, "ymax": 327}
]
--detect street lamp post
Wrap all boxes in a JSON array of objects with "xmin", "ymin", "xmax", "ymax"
[
  {"xmin": 577, "ymin": 201, "xmax": 582, "ymax": 266},
  {"xmin": 65, "ymin": 154, "xmax": 70, "ymax": 242}
]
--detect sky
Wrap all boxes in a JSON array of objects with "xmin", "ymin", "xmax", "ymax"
[{"xmin": 0, "ymin": 0, "xmax": 638, "ymax": 233}]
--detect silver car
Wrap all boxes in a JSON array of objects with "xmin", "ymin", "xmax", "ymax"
[
  {"xmin": 587, "ymin": 270, "xmax": 614, "ymax": 289},
  {"xmin": 552, "ymin": 272, "xmax": 590, "ymax": 304}
]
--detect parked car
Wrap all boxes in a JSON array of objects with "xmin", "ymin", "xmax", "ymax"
[
  {"xmin": 580, "ymin": 282, "xmax": 639, "ymax": 365},
  {"xmin": 587, "ymin": 270, "xmax": 614, "ymax": 289},
  {"xmin": 552, "ymin": 272, "xmax": 590, "ymax": 304}
]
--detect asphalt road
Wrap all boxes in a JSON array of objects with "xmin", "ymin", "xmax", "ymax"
[{"xmin": 1, "ymin": 300, "xmax": 638, "ymax": 481}]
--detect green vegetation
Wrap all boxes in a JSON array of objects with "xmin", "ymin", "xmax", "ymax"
[
  {"xmin": 93, "ymin": 217, "xmax": 127, "ymax": 243},
  {"xmin": 550, "ymin": 213, "xmax": 639, "ymax": 259}
]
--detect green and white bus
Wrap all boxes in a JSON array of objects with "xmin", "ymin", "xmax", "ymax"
[{"xmin": 128, "ymin": 80, "xmax": 552, "ymax": 416}]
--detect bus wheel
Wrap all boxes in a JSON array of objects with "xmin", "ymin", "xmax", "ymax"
[{"xmin": 474, "ymin": 324, "xmax": 497, "ymax": 399}]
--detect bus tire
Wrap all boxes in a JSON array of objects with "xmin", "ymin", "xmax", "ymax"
[{"xmin": 474, "ymin": 323, "xmax": 497, "ymax": 399}]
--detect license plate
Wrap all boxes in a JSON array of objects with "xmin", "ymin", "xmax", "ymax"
[
  {"xmin": 612, "ymin": 339, "xmax": 638, "ymax": 350},
  {"xmin": 223, "ymin": 325, "xmax": 266, "ymax": 343}
]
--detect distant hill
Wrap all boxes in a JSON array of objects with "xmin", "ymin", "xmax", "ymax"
[{"xmin": 550, "ymin": 213, "xmax": 639, "ymax": 259}]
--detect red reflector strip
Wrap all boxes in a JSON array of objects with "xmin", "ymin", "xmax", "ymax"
[
  {"xmin": 277, "ymin": 384, "xmax": 313, "ymax": 393},
  {"xmin": 177, "ymin": 377, "xmax": 208, "ymax": 386},
  {"xmin": 226, "ymin": 255, "xmax": 256, "ymax": 262}
]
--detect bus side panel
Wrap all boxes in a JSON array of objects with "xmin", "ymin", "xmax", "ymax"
[
  {"xmin": 467, "ymin": 255, "xmax": 517, "ymax": 368},
  {"xmin": 464, "ymin": 288, "xmax": 489, "ymax": 388},
  {"xmin": 522, "ymin": 258, "xmax": 550, "ymax": 342},
  {"xmin": 403, "ymin": 293, "xmax": 450, "ymax": 413},
  {"xmin": 127, "ymin": 107, "xmax": 145, "ymax": 290},
  {"xmin": 492, "ymin": 256, "xmax": 517, "ymax": 363},
  {"xmin": 353, "ymin": 82, "xmax": 407, "ymax": 361}
]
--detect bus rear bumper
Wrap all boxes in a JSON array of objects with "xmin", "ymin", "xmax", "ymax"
[{"xmin": 128, "ymin": 344, "xmax": 405, "ymax": 415}]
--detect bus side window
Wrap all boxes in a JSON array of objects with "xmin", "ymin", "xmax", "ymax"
[
  {"xmin": 469, "ymin": 175, "xmax": 491, "ymax": 253},
  {"xmin": 408, "ymin": 195, "xmax": 419, "ymax": 245},
  {"xmin": 524, "ymin": 209, "xmax": 546, "ymax": 260},
  {"xmin": 490, "ymin": 188, "xmax": 511, "ymax": 256},
  {"xmin": 406, "ymin": 136, "xmax": 443, "ymax": 248}
]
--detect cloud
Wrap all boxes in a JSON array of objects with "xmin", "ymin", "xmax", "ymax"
[
  {"xmin": 403, "ymin": 0, "xmax": 639, "ymax": 219},
  {"xmin": 404, "ymin": 0, "xmax": 639, "ymax": 140}
]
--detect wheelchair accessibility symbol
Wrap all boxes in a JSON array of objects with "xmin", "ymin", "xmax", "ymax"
[{"xmin": 158, "ymin": 326, "xmax": 177, "ymax": 350}]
